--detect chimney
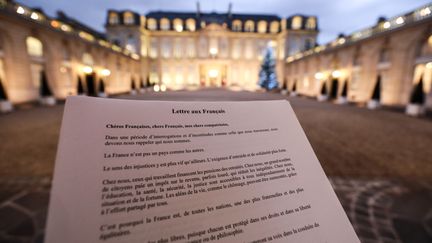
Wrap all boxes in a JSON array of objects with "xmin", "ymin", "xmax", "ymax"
[
  {"xmin": 196, "ymin": 2, "xmax": 201, "ymax": 18},
  {"xmin": 228, "ymin": 2, "xmax": 232, "ymax": 18}
]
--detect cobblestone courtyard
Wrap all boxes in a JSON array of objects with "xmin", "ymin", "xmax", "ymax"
[{"xmin": 0, "ymin": 89, "xmax": 431, "ymax": 243}]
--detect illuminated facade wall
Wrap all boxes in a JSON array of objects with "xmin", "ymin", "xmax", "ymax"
[{"xmin": 285, "ymin": 4, "xmax": 432, "ymax": 109}]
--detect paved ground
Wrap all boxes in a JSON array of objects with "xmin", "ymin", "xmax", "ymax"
[{"xmin": 0, "ymin": 88, "xmax": 431, "ymax": 243}]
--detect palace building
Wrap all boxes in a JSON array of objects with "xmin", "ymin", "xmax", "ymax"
[
  {"xmin": 0, "ymin": 0, "xmax": 317, "ymax": 104},
  {"xmin": 1, "ymin": 0, "xmax": 431, "ymax": 112}
]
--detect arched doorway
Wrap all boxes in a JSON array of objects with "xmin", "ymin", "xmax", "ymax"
[
  {"xmin": 85, "ymin": 72, "xmax": 97, "ymax": 97},
  {"xmin": 82, "ymin": 52, "xmax": 96, "ymax": 96},
  {"xmin": 330, "ymin": 78, "xmax": 339, "ymax": 99}
]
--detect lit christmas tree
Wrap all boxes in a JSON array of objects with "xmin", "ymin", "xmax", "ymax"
[{"xmin": 258, "ymin": 45, "xmax": 279, "ymax": 91}]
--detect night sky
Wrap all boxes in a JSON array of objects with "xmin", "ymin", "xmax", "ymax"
[{"xmin": 19, "ymin": 0, "xmax": 431, "ymax": 44}]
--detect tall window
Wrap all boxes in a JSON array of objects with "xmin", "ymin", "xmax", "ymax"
[
  {"xmin": 173, "ymin": 38, "xmax": 183, "ymax": 58},
  {"xmin": 305, "ymin": 17, "xmax": 316, "ymax": 30},
  {"xmin": 353, "ymin": 48, "xmax": 362, "ymax": 66},
  {"xmin": 149, "ymin": 38, "xmax": 158, "ymax": 58},
  {"xmin": 232, "ymin": 39, "xmax": 241, "ymax": 59},
  {"xmin": 147, "ymin": 18, "xmax": 157, "ymax": 30},
  {"xmin": 160, "ymin": 18, "xmax": 170, "ymax": 31},
  {"xmin": 60, "ymin": 42, "xmax": 69, "ymax": 61},
  {"xmin": 187, "ymin": 38, "xmax": 195, "ymax": 58},
  {"xmin": 186, "ymin": 18, "xmax": 196, "ymax": 31},
  {"xmin": 82, "ymin": 52, "xmax": 94, "ymax": 66},
  {"xmin": 257, "ymin": 21, "xmax": 267, "ymax": 33},
  {"xmin": 219, "ymin": 38, "xmax": 229, "ymax": 58},
  {"xmin": 26, "ymin": 36, "xmax": 44, "ymax": 89},
  {"xmin": 161, "ymin": 38, "xmax": 171, "ymax": 58},
  {"xmin": 26, "ymin": 36, "xmax": 43, "ymax": 57},
  {"xmin": 173, "ymin": 18, "xmax": 183, "ymax": 32},
  {"xmin": 291, "ymin": 16, "xmax": 302, "ymax": 29},
  {"xmin": 109, "ymin": 12, "xmax": 119, "ymax": 25},
  {"xmin": 124, "ymin": 12, "xmax": 134, "ymax": 25},
  {"xmin": 209, "ymin": 38, "xmax": 218, "ymax": 57},
  {"xmin": 232, "ymin": 20, "xmax": 242, "ymax": 31},
  {"xmin": 244, "ymin": 40, "xmax": 254, "ymax": 59},
  {"xmin": 140, "ymin": 37, "xmax": 148, "ymax": 57},
  {"xmin": 245, "ymin": 20, "xmax": 254, "ymax": 32},
  {"xmin": 270, "ymin": 21, "xmax": 279, "ymax": 33}
]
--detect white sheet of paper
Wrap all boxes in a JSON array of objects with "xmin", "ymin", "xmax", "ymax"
[{"xmin": 46, "ymin": 96, "xmax": 359, "ymax": 243}]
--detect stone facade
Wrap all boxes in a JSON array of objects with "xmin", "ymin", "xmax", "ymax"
[{"xmin": 285, "ymin": 4, "xmax": 432, "ymax": 110}]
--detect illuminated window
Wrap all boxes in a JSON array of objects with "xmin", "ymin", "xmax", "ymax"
[
  {"xmin": 147, "ymin": 18, "xmax": 157, "ymax": 30},
  {"xmin": 186, "ymin": 18, "xmax": 196, "ymax": 31},
  {"xmin": 209, "ymin": 38, "xmax": 218, "ymax": 57},
  {"xmin": 124, "ymin": 12, "xmax": 134, "ymax": 25},
  {"xmin": 304, "ymin": 38, "xmax": 314, "ymax": 50},
  {"xmin": 257, "ymin": 21, "xmax": 267, "ymax": 33},
  {"xmin": 140, "ymin": 37, "xmax": 148, "ymax": 57},
  {"xmin": 245, "ymin": 20, "xmax": 254, "ymax": 32},
  {"xmin": 125, "ymin": 35, "xmax": 137, "ymax": 53},
  {"xmin": 109, "ymin": 12, "xmax": 119, "ymax": 25},
  {"xmin": 173, "ymin": 18, "xmax": 183, "ymax": 32},
  {"xmin": 270, "ymin": 21, "xmax": 279, "ymax": 33},
  {"xmin": 219, "ymin": 38, "xmax": 229, "ymax": 58},
  {"xmin": 187, "ymin": 38, "xmax": 195, "ymax": 58},
  {"xmin": 160, "ymin": 18, "xmax": 170, "ymax": 31},
  {"xmin": 232, "ymin": 20, "xmax": 242, "ymax": 31},
  {"xmin": 305, "ymin": 17, "xmax": 316, "ymax": 30},
  {"xmin": 245, "ymin": 40, "xmax": 254, "ymax": 59},
  {"xmin": 291, "ymin": 16, "xmax": 302, "ymax": 30},
  {"xmin": 199, "ymin": 36, "xmax": 208, "ymax": 58},
  {"xmin": 26, "ymin": 36, "xmax": 43, "ymax": 57},
  {"xmin": 232, "ymin": 39, "xmax": 241, "ymax": 59},
  {"xmin": 149, "ymin": 38, "xmax": 158, "ymax": 58}
]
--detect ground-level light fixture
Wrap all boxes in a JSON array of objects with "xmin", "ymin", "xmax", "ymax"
[
  {"xmin": 314, "ymin": 72, "xmax": 324, "ymax": 80},
  {"xmin": 83, "ymin": 66, "xmax": 93, "ymax": 74},
  {"xmin": 101, "ymin": 69, "xmax": 111, "ymax": 77},
  {"xmin": 153, "ymin": 84, "xmax": 160, "ymax": 92},
  {"xmin": 332, "ymin": 70, "xmax": 342, "ymax": 78},
  {"xmin": 426, "ymin": 62, "xmax": 432, "ymax": 69}
]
